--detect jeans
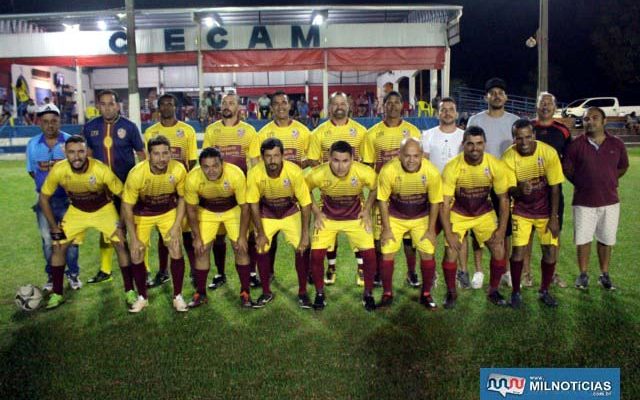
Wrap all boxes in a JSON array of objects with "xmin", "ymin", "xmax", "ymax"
[{"xmin": 34, "ymin": 195, "xmax": 80, "ymax": 277}]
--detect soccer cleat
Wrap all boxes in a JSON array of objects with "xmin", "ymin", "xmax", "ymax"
[
  {"xmin": 252, "ymin": 292, "xmax": 275, "ymax": 308},
  {"xmin": 510, "ymin": 292, "xmax": 523, "ymax": 309},
  {"xmin": 356, "ymin": 268, "xmax": 365, "ymax": 287},
  {"xmin": 208, "ymin": 274, "xmax": 227, "ymax": 290},
  {"xmin": 188, "ymin": 293, "xmax": 208, "ymax": 308},
  {"xmin": 249, "ymin": 273, "xmax": 261, "ymax": 288},
  {"xmin": 471, "ymin": 271, "xmax": 484, "ymax": 289},
  {"xmin": 377, "ymin": 293, "xmax": 394, "ymax": 308},
  {"xmin": 522, "ymin": 272, "xmax": 534, "ymax": 288},
  {"xmin": 538, "ymin": 290, "xmax": 558, "ymax": 307},
  {"xmin": 598, "ymin": 273, "xmax": 615, "ymax": 290},
  {"xmin": 574, "ymin": 272, "xmax": 589, "ymax": 289},
  {"xmin": 125, "ymin": 290, "xmax": 138, "ymax": 307},
  {"xmin": 552, "ymin": 273, "xmax": 568, "ymax": 288},
  {"xmin": 457, "ymin": 270, "xmax": 471, "ymax": 289},
  {"xmin": 313, "ymin": 293, "xmax": 326, "ymax": 310},
  {"xmin": 67, "ymin": 274, "xmax": 83, "ymax": 290},
  {"xmin": 325, "ymin": 267, "xmax": 336, "ymax": 285},
  {"xmin": 128, "ymin": 296, "xmax": 148, "ymax": 313},
  {"xmin": 45, "ymin": 293, "xmax": 65, "ymax": 310},
  {"xmin": 373, "ymin": 273, "xmax": 382, "ymax": 287},
  {"xmin": 406, "ymin": 271, "xmax": 420, "ymax": 288},
  {"xmin": 488, "ymin": 290, "xmax": 507, "ymax": 306},
  {"xmin": 500, "ymin": 271, "xmax": 513, "ymax": 288},
  {"xmin": 443, "ymin": 291, "xmax": 457, "ymax": 309},
  {"xmin": 240, "ymin": 291, "xmax": 255, "ymax": 308},
  {"xmin": 87, "ymin": 271, "xmax": 112, "ymax": 284},
  {"xmin": 173, "ymin": 294, "xmax": 189, "ymax": 312},
  {"xmin": 43, "ymin": 275, "xmax": 53, "ymax": 292},
  {"xmin": 298, "ymin": 293, "xmax": 312, "ymax": 309},
  {"xmin": 362, "ymin": 295, "xmax": 376, "ymax": 311},
  {"xmin": 147, "ymin": 271, "xmax": 170, "ymax": 288},
  {"xmin": 419, "ymin": 293, "xmax": 438, "ymax": 310}
]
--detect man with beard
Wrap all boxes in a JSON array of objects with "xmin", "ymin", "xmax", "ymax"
[
  {"xmin": 82, "ymin": 89, "xmax": 145, "ymax": 284},
  {"xmin": 38, "ymin": 135, "xmax": 136, "ymax": 310}
]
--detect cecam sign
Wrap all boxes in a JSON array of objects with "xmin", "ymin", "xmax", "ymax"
[{"xmin": 109, "ymin": 25, "xmax": 320, "ymax": 53}]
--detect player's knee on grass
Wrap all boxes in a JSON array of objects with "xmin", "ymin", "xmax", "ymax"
[{"xmin": 486, "ymin": 240, "xmax": 505, "ymax": 260}]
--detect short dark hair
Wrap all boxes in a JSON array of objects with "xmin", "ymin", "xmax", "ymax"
[
  {"xmin": 147, "ymin": 135, "xmax": 171, "ymax": 153},
  {"xmin": 463, "ymin": 126, "xmax": 486, "ymax": 142},
  {"xmin": 329, "ymin": 140, "xmax": 353, "ymax": 156},
  {"xmin": 158, "ymin": 93, "xmax": 178, "ymax": 106},
  {"xmin": 439, "ymin": 97, "xmax": 456, "ymax": 108},
  {"xmin": 199, "ymin": 147, "xmax": 223, "ymax": 164},
  {"xmin": 260, "ymin": 138, "xmax": 284, "ymax": 156},
  {"xmin": 511, "ymin": 118, "xmax": 534, "ymax": 137},
  {"xmin": 65, "ymin": 135, "xmax": 87, "ymax": 146},
  {"xmin": 272, "ymin": 90, "xmax": 288, "ymax": 102},
  {"xmin": 383, "ymin": 91, "xmax": 402, "ymax": 104},
  {"xmin": 586, "ymin": 106, "xmax": 606, "ymax": 120},
  {"xmin": 97, "ymin": 89, "xmax": 119, "ymax": 103}
]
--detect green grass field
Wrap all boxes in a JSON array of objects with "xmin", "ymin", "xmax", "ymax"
[{"xmin": 1, "ymin": 149, "xmax": 639, "ymax": 399}]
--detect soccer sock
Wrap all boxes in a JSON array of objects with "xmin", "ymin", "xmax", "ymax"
[
  {"xmin": 213, "ymin": 235, "xmax": 227, "ymax": 275},
  {"xmin": 510, "ymin": 259, "xmax": 524, "ymax": 294},
  {"xmin": 442, "ymin": 260, "xmax": 457, "ymax": 292},
  {"xmin": 99, "ymin": 240, "xmax": 114, "ymax": 274},
  {"xmin": 310, "ymin": 249, "xmax": 327, "ymax": 293},
  {"xmin": 360, "ymin": 249, "xmax": 377, "ymax": 295},
  {"xmin": 403, "ymin": 238, "xmax": 416, "ymax": 274},
  {"xmin": 236, "ymin": 263, "xmax": 251, "ymax": 293},
  {"xmin": 182, "ymin": 233, "xmax": 196, "ymax": 276},
  {"xmin": 170, "ymin": 257, "xmax": 185, "ymax": 297},
  {"xmin": 540, "ymin": 260, "xmax": 556, "ymax": 292},
  {"xmin": 120, "ymin": 265, "xmax": 134, "ymax": 292},
  {"xmin": 194, "ymin": 269, "xmax": 209, "ymax": 296},
  {"xmin": 248, "ymin": 234, "xmax": 258, "ymax": 274},
  {"xmin": 420, "ymin": 259, "xmax": 436, "ymax": 295},
  {"xmin": 268, "ymin": 235, "xmax": 278, "ymax": 275},
  {"xmin": 256, "ymin": 252, "xmax": 272, "ymax": 294},
  {"xmin": 295, "ymin": 249, "xmax": 310, "ymax": 295},
  {"xmin": 51, "ymin": 266, "xmax": 65, "ymax": 295},
  {"xmin": 131, "ymin": 262, "xmax": 148, "ymax": 298},
  {"xmin": 158, "ymin": 238, "xmax": 169, "ymax": 274},
  {"xmin": 380, "ymin": 259, "xmax": 395, "ymax": 295},
  {"xmin": 489, "ymin": 258, "xmax": 507, "ymax": 292}
]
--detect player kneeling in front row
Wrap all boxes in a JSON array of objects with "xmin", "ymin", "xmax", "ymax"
[
  {"xmin": 121, "ymin": 135, "xmax": 189, "ymax": 313},
  {"xmin": 377, "ymin": 138, "xmax": 443, "ymax": 309},
  {"xmin": 185, "ymin": 147, "xmax": 254, "ymax": 308},
  {"xmin": 441, "ymin": 126, "xmax": 510, "ymax": 308},
  {"xmin": 38, "ymin": 135, "xmax": 138, "ymax": 310},
  {"xmin": 247, "ymin": 138, "xmax": 312, "ymax": 308},
  {"xmin": 503, "ymin": 119, "xmax": 564, "ymax": 308},
  {"xmin": 306, "ymin": 141, "xmax": 378, "ymax": 311}
]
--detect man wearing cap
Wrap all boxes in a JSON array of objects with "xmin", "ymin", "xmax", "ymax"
[{"xmin": 25, "ymin": 103, "xmax": 81, "ymax": 291}]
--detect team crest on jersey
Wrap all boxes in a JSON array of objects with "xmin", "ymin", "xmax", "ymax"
[
  {"xmin": 291, "ymin": 129, "xmax": 299, "ymax": 139},
  {"xmin": 421, "ymin": 174, "xmax": 427, "ymax": 185},
  {"xmin": 484, "ymin": 167, "xmax": 491, "ymax": 177},
  {"xmin": 402, "ymin": 129, "xmax": 410, "ymax": 138},
  {"xmin": 90, "ymin": 130, "xmax": 100, "ymax": 137},
  {"xmin": 537, "ymin": 156, "xmax": 544, "ymax": 166},
  {"xmin": 349, "ymin": 127, "xmax": 357, "ymax": 137},
  {"xmin": 117, "ymin": 128, "xmax": 127, "ymax": 139},
  {"xmin": 169, "ymin": 175, "xmax": 175, "ymax": 184},
  {"xmin": 88, "ymin": 175, "xmax": 97, "ymax": 186},
  {"xmin": 237, "ymin": 128, "xmax": 245, "ymax": 137},
  {"xmin": 176, "ymin": 129, "xmax": 185, "ymax": 138},
  {"xmin": 350, "ymin": 176, "xmax": 358, "ymax": 187},
  {"xmin": 283, "ymin": 178, "xmax": 291, "ymax": 188},
  {"xmin": 223, "ymin": 180, "xmax": 230, "ymax": 191}
]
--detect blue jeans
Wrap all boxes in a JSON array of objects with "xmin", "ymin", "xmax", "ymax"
[{"xmin": 34, "ymin": 195, "xmax": 80, "ymax": 277}]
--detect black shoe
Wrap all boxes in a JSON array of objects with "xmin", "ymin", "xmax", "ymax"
[
  {"xmin": 538, "ymin": 290, "xmax": 558, "ymax": 307},
  {"xmin": 147, "ymin": 271, "xmax": 170, "ymax": 288},
  {"xmin": 373, "ymin": 273, "xmax": 382, "ymax": 287},
  {"xmin": 456, "ymin": 270, "xmax": 471, "ymax": 289},
  {"xmin": 420, "ymin": 293, "xmax": 437, "ymax": 310},
  {"xmin": 313, "ymin": 293, "xmax": 326, "ymax": 310},
  {"xmin": 406, "ymin": 271, "xmax": 420, "ymax": 288},
  {"xmin": 249, "ymin": 273, "xmax": 261, "ymax": 288},
  {"xmin": 252, "ymin": 292, "xmax": 275, "ymax": 308},
  {"xmin": 377, "ymin": 294, "xmax": 393, "ymax": 308},
  {"xmin": 188, "ymin": 293, "xmax": 208, "ymax": 308},
  {"xmin": 87, "ymin": 271, "xmax": 112, "ymax": 284},
  {"xmin": 598, "ymin": 273, "xmax": 615, "ymax": 290},
  {"xmin": 488, "ymin": 290, "xmax": 507, "ymax": 306},
  {"xmin": 443, "ymin": 291, "xmax": 457, "ymax": 309},
  {"xmin": 362, "ymin": 295, "xmax": 376, "ymax": 311},
  {"xmin": 298, "ymin": 293, "xmax": 312, "ymax": 309},
  {"xmin": 574, "ymin": 272, "xmax": 589, "ymax": 289},
  {"xmin": 325, "ymin": 267, "xmax": 336, "ymax": 285},
  {"xmin": 208, "ymin": 274, "xmax": 227, "ymax": 290},
  {"xmin": 240, "ymin": 291, "xmax": 255, "ymax": 308},
  {"xmin": 510, "ymin": 292, "xmax": 523, "ymax": 309}
]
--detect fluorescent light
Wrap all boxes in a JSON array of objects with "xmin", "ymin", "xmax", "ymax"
[
  {"xmin": 117, "ymin": 13, "xmax": 126, "ymax": 19},
  {"xmin": 203, "ymin": 17, "xmax": 214, "ymax": 28},
  {"xmin": 312, "ymin": 14, "xmax": 324, "ymax": 26},
  {"xmin": 311, "ymin": 10, "xmax": 327, "ymax": 26},
  {"xmin": 97, "ymin": 20, "xmax": 107, "ymax": 30},
  {"xmin": 63, "ymin": 23, "xmax": 79, "ymax": 32}
]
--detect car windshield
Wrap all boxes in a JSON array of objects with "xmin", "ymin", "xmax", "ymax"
[{"xmin": 567, "ymin": 98, "xmax": 587, "ymax": 107}]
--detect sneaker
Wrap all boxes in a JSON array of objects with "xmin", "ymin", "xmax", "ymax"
[
  {"xmin": 298, "ymin": 293, "xmax": 312, "ymax": 309},
  {"xmin": 43, "ymin": 275, "xmax": 53, "ymax": 292},
  {"xmin": 552, "ymin": 273, "xmax": 568, "ymax": 288},
  {"xmin": 538, "ymin": 290, "xmax": 558, "ymax": 307},
  {"xmin": 471, "ymin": 271, "xmax": 484, "ymax": 289},
  {"xmin": 488, "ymin": 290, "xmax": 507, "ymax": 306},
  {"xmin": 125, "ymin": 290, "xmax": 138, "ymax": 307},
  {"xmin": 362, "ymin": 295, "xmax": 376, "ymax": 311},
  {"xmin": 173, "ymin": 294, "xmax": 189, "ymax": 312},
  {"xmin": 377, "ymin": 293, "xmax": 394, "ymax": 308},
  {"xmin": 522, "ymin": 272, "xmax": 534, "ymax": 288},
  {"xmin": 128, "ymin": 296, "xmax": 148, "ymax": 313},
  {"xmin": 188, "ymin": 293, "xmax": 208, "ymax": 308},
  {"xmin": 325, "ymin": 267, "xmax": 336, "ymax": 285},
  {"xmin": 510, "ymin": 292, "xmax": 523, "ymax": 309},
  {"xmin": 356, "ymin": 268, "xmax": 365, "ymax": 287},
  {"xmin": 406, "ymin": 271, "xmax": 420, "ymax": 288},
  {"xmin": 598, "ymin": 273, "xmax": 615, "ymax": 290},
  {"xmin": 419, "ymin": 293, "xmax": 437, "ymax": 310},
  {"xmin": 45, "ymin": 293, "xmax": 65, "ymax": 310},
  {"xmin": 313, "ymin": 293, "xmax": 326, "ymax": 310},
  {"xmin": 249, "ymin": 273, "xmax": 261, "ymax": 288},
  {"xmin": 208, "ymin": 274, "xmax": 227, "ymax": 290},
  {"xmin": 457, "ymin": 270, "xmax": 471, "ymax": 289},
  {"xmin": 373, "ymin": 273, "xmax": 382, "ymax": 287},
  {"xmin": 443, "ymin": 291, "xmax": 457, "ymax": 309},
  {"xmin": 87, "ymin": 271, "xmax": 112, "ymax": 284},
  {"xmin": 500, "ymin": 271, "xmax": 513, "ymax": 288},
  {"xmin": 147, "ymin": 271, "xmax": 170, "ymax": 288},
  {"xmin": 67, "ymin": 274, "xmax": 83, "ymax": 290},
  {"xmin": 240, "ymin": 291, "xmax": 255, "ymax": 308},
  {"xmin": 574, "ymin": 272, "xmax": 589, "ymax": 289},
  {"xmin": 252, "ymin": 292, "xmax": 275, "ymax": 308}
]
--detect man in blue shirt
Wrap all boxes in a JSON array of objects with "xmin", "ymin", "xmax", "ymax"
[
  {"xmin": 26, "ymin": 103, "xmax": 81, "ymax": 290},
  {"xmin": 82, "ymin": 89, "xmax": 145, "ymax": 283}
]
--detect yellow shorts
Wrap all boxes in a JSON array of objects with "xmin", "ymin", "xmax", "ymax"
[
  {"xmin": 512, "ymin": 214, "xmax": 558, "ymax": 247},
  {"xmin": 199, "ymin": 206, "xmax": 241, "ymax": 245},
  {"xmin": 311, "ymin": 218, "xmax": 374, "ymax": 250},
  {"xmin": 449, "ymin": 211, "xmax": 497, "ymax": 248},
  {"xmin": 135, "ymin": 209, "xmax": 179, "ymax": 246},
  {"xmin": 260, "ymin": 212, "xmax": 301, "ymax": 253},
  {"xmin": 381, "ymin": 216, "xmax": 435, "ymax": 255},
  {"xmin": 60, "ymin": 203, "xmax": 121, "ymax": 245}
]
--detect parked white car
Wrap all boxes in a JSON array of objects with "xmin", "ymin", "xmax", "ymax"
[{"xmin": 561, "ymin": 97, "xmax": 640, "ymax": 118}]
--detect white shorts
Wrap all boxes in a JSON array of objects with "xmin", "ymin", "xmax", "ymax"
[{"xmin": 573, "ymin": 204, "xmax": 620, "ymax": 246}]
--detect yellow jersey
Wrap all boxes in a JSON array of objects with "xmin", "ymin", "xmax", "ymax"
[
  {"xmin": 202, "ymin": 120, "xmax": 257, "ymax": 174},
  {"xmin": 144, "ymin": 121, "xmax": 197, "ymax": 170},
  {"xmin": 307, "ymin": 118, "xmax": 367, "ymax": 163},
  {"xmin": 123, "ymin": 159, "xmax": 187, "ymax": 216},
  {"xmin": 185, "ymin": 162, "xmax": 247, "ymax": 213},
  {"xmin": 249, "ymin": 120, "xmax": 311, "ymax": 167},
  {"xmin": 362, "ymin": 120, "xmax": 421, "ymax": 172}
]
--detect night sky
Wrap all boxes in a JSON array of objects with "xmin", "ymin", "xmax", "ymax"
[{"xmin": 2, "ymin": 0, "xmax": 637, "ymax": 104}]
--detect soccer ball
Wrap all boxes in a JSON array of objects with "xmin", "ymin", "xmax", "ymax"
[{"xmin": 15, "ymin": 284, "xmax": 43, "ymax": 312}]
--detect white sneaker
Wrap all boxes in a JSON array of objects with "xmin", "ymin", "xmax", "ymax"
[
  {"xmin": 471, "ymin": 271, "xmax": 484, "ymax": 289},
  {"xmin": 43, "ymin": 275, "xmax": 53, "ymax": 292},
  {"xmin": 129, "ymin": 296, "xmax": 148, "ymax": 313},
  {"xmin": 68, "ymin": 274, "xmax": 83, "ymax": 290},
  {"xmin": 500, "ymin": 271, "xmax": 513, "ymax": 288},
  {"xmin": 173, "ymin": 294, "xmax": 189, "ymax": 312}
]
